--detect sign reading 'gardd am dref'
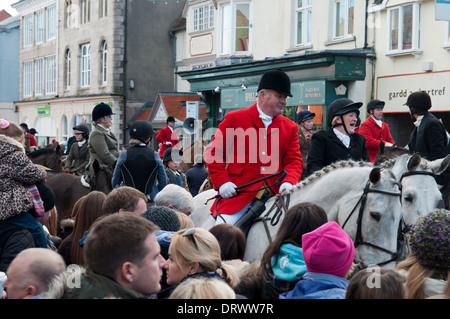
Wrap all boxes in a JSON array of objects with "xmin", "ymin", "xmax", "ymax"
[{"xmin": 376, "ymin": 71, "xmax": 450, "ymax": 113}]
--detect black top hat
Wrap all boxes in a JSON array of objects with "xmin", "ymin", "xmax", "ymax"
[{"xmin": 257, "ymin": 69, "xmax": 293, "ymax": 97}]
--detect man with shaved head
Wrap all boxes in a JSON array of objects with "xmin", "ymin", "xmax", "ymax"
[{"xmin": 3, "ymin": 248, "xmax": 66, "ymax": 299}]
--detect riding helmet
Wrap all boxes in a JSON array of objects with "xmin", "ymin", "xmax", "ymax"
[
  {"xmin": 257, "ymin": 69, "xmax": 293, "ymax": 97},
  {"xmin": 92, "ymin": 102, "xmax": 115, "ymax": 121},
  {"xmin": 297, "ymin": 110, "xmax": 316, "ymax": 124},
  {"xmin": 129, "ymin": 120, "xmax": 154, "ymax": 142},
  {"xmin": 405, "ymin": 91, "xmax": 432, "ymax": 115},
  {"xmin": 367, "ymin": 99, "xmax": 385, "ymax": 113},
  {"xmin": 326, "ymin": 98, "xmax": 362, "ymax": 126},
  {"xmin": 73, "ymin": 124, "xmax": 89, "ymax": 136},
  {"xmin": 163, "ymin": 147, "xmax": 183, "ymax": 164}
]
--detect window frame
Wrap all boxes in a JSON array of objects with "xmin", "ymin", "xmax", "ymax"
[
  {"xmin": 332, "ymin": 0, "xmax": 354, "ymax": 40},
  {"xmin": 217, "ymin": 0, "xmax": 253, "ymax": 57},
  {"xmin": 80, "ymin": 0, "xmax": 91, "ymax": 25},
  {"xmin": 23, "ymin": 61, "xmax": 33, "ymax": 97},
  {"xmin": 386, "ymin": 3, "xmax": 422, "ymax": 57},
  {"xmin": 294, "ymin": 0, "xmax": 312, "ymax": 47},
  {"xmin": 34, "ymin": 58, "xmax": 43, "ymax": 96},
  {"xmin": 191, "ymin": 3, "xmax": 215, "ymax": 32},
  {"xmin": 45, "ymin": 55, "xmax": 56, "ymax": 95},
  {"xmin": 35, "ymin": 10, "xmax": 44, "ymax": 45},
  {"xmin": 65, "ymin": 49, "xmax": 71, "ymax": 89},
  {"xmin": 46, "ymin": 5, "xmax": 56, "ymax": 41},
  {"xmin": 80, "ymin": 43, "xmax": 91, "ymax": 88},
  {"xmin": 23, "ymin": 14, "xmax": 33, "ymax": 47},
  {"xmin": 101, "ymin": 41, "xmax": 108, "ymax": 85}
]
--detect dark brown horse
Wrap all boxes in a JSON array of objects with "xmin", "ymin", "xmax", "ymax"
[
  {"xmin": 45, "ymin": 159, "xmax": 114, "ymax": 222},
  {"xmin": 29, "ymin": 145, "xmax": 63, "ymax": 172},
  {"xmin": 373, "ymin": 142, "xmax": 409, "ymax": 166}
]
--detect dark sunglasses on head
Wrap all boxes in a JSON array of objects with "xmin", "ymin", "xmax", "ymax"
[{"xmin": 182, "ymin": 227, "xmax": 198, "ymax": 250}]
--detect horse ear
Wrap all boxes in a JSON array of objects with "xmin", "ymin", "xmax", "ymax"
[
  {"xmin": 369, "ymin": 167, "xmax": 381, "ymax": 184},
  {"xmin": 407, "ymin": 153, "xmax": 421, "ymax": 171},
  {"xmin": 93, "ymin": 159, "xmax": 100, "ymax": 175},
  {"xmin": 429, "ymin": 154, "xmax": 450, "ymax": 175}
]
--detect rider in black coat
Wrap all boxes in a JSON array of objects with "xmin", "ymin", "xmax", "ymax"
[{"xmin": 307, "ymin": 98, "xmax": 370, "ymax": 176}]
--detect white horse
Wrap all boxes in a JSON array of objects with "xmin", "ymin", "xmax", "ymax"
[
  {"xmin": 192, "ymin": 161, "xmax": 403, "ymax": 268},
  {"xmin": 386, "ymin": 153, "xmax": 450, "ymax": 230}
]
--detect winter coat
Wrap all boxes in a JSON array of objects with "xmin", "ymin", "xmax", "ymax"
[
  {"xmin": 408, "ymin": 112, "xmax": 450, "ymax": 186},
  {"xmin": 358, "ymin": 116, "xmax": 396, "ymax": 162},
  {"xmin": 64, "ymin": 141, "xmax": 90, "ymax": 175},
  {"xmin": 87, "ymin": 124, "xmax": 119, "ymax": 175},
  {"xmin": 185, "ymin": 163, "xmax": 208, "ymax": 196},
  {"xmin": 155, "ymin": 126, "xmax": 180, "ymax": 158},
  {"xmin": 307, "ymin": 129, "xmax": 370, "ymax": 175},
  {"xmin": 0, "ymin": 134, "xmax": 46, "ymax": 220},
  {"xmin": 280, "ymin": 272, "xmax": 349, "ymax": 299},
  {"xmin": 166, "ymin": 168, "xmax": 189, "ymax": 192},
  {"xmin": 298, "ymin": 127, "xmax": 314, "ymax": 180},
  {"xmin": 45, "ymin": 267, "xmax": 146, "ymax": 299},
  {"xmin": 205, "ymin": 103, "xmax": 303, "ymax": 217},
  {"xmin": 0, "ymin": 222, "xmax": 35, "ymax": 272}
]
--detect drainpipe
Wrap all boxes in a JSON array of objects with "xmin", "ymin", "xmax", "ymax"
[
  {"xmin": 364, "ymin": 0, "xmax": 369, "ymax": 49},
  {"xmin": 122, "ymin": 0, "xmax": 128, "ymax": 146},
  {"xmin": 169, "ymin": 29, "xmax": 178, "ymax": 92}
]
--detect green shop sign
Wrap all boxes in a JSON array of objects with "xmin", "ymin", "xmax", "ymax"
[
  {"xmin": 220, "ymin": 80, "xmax": 326, "ymax": 110},
  {"xmin": 37, "ymin": 105, "xmax": 50, "ymax": 116}
]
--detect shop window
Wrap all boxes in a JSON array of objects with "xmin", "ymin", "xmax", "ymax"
[
  {"xmin": 218, "ymin": 0, "xmax": 252, "ymax": 56},
  {"xmin": 386, "ymin": 3, "xmax": 422, "ymax": 57}
]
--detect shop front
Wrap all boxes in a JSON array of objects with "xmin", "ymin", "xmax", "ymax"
[
  {"xmin": 177, "ymin": 50, "xmax": 370, "ymax": 134},
  {"xmin": 376, "ymin": 70, "xmax": 450, "ymax": 146}
]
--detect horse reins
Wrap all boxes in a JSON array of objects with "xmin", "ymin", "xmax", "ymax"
[
  {"xmin": 342, "ymin": 178, "xmax": 402, "ymax": 267},
  {"xmin": 207, "ymin": 170, "xmax": 288, "ymax": 223}
]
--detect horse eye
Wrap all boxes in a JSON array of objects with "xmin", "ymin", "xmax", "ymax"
[
  {"xmin": 370, "ymin": 212, "xmax": 381, "ymax": 222},
  {"xmin": 404, "ymin": 194, "xmax": 414, "ymax": 203}
]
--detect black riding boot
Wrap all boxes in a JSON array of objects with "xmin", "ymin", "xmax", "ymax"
[{"xmin": 234, "ymin": 199, "xmax": 267, "ymax": 236}]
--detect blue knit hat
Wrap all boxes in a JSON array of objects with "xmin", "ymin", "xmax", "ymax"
[{"xmin": 271, "ymin": 243, "xmax": 307, "ymax": 281}]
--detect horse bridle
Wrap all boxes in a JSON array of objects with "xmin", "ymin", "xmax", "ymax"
[
  {"xmin": 397, "ymin": 169, "xmax": 436, "ymax": 238},
  {"xmin": 341, "ymin": 178, "xmax": 402, "ymax": 267}
]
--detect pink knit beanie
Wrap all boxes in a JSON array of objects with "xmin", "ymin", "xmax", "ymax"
[{"xmin": 302, "ymin": 221, "xmax": 355, "ymax": 277}]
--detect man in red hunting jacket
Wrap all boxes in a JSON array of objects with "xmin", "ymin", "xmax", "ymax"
[
  {"xmin": 155, "ymin": 116, "xmax": 180, "ymax": 158},
  {"xmin": 205, "ymin": 70, "xmax": 303, "ymax": 225},
  {"xmin": 358, "ymin": 99, "xmax": 396, "ymax": 162}
]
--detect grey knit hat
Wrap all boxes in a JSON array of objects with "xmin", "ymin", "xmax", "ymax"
[
  {"xmin": 142, "ymin": 206, "xmax": 181, "ymax": 232},
  {"xmin": 409, "ymin": 208, "xmax": 450, "ymax": 269}
]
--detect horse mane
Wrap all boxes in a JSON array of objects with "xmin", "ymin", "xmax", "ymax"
[
  {"xmin": 294, "ymin": 160, "xmax": 373, "ymax": 190},
  {"xmin": 29, "ymin": 147, "xmax": 55, "ymax": 158},
  {"xmin": 379, "ymin": 154, "xmax": 431, "ymax": 171}
]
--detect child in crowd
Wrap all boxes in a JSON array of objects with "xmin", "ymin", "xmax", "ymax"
[
  {"xmin": 280, "ymin": 221, "xmax": 355, "ymax": 299},
  {"xmin": 0, "ymin": 119, "xmax": 48, "ymax": 248},
  {"xmin": 162, "ymin": 147, "xmax": 189, "ymax": 192}
]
